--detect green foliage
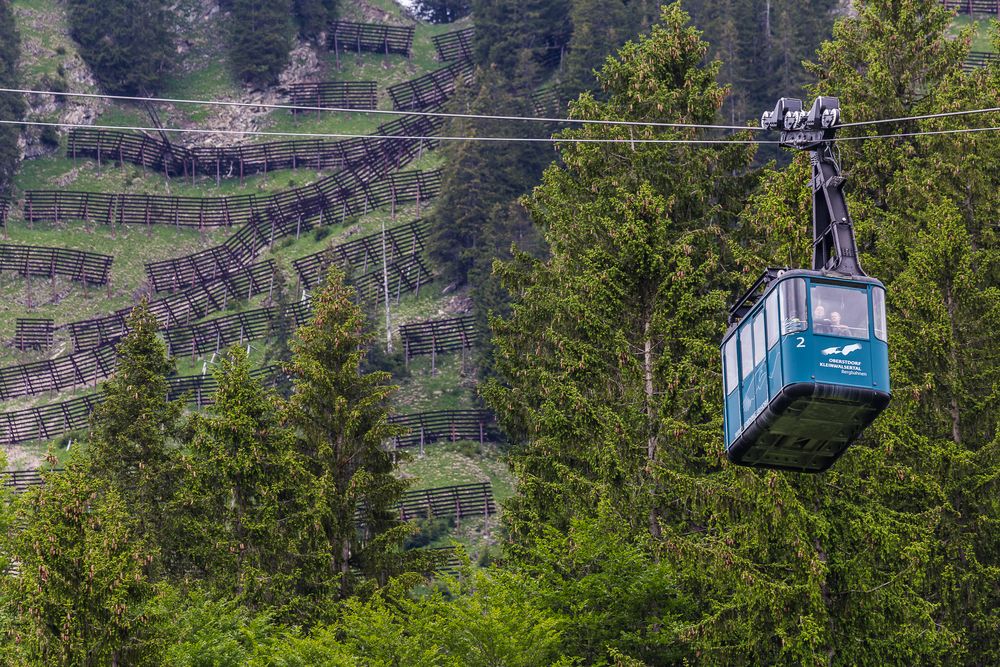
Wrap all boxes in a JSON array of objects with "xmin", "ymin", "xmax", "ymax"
[
  {"xmin": 410, "ymin": 0, "xmax": 471, "ymax": 23},
  {"xmin": 484, "ymin": 3, "xmax": 972, "ymax": 663},
  {"xmin": 5, "ymin": 465, "xmax": 155, "ymax": 665},
  {"xmin": 229, "ymin": 0, "xmax": 294, "ymax": 87},
  {"xmin": 470, "ymin": 0, "xmax": 571, "ymax": 79},
  {"xmin": 285, "ymin": 268, "xmax": 428, "ymax": 601},
  {"xmin": 683, "ymin": 0, "xmax": 838, "ymax": 134},
  {"xmin": 486, "ymin": 1, "xmax": 756, "ymax": 539},
  {"xmin": 65, "ymin": 0, "xmax": 174, "ymax": 95},
  {"xmin": 182, "ymin": 347, "xmax": 318, "ymax": 618},
  {"xmin": 293, "ymin": 0, "xmax": 338, "ymax": 40},
  {"xmin": 144, "ymin": 586, "xmax": 285, "ymax": 666},
  {"xmin": 86, "ymin": 299, "xmax": 183, "ymax": 568},
  {"xmin": 263, "ymin": 259, "xmax": 296, "ymax": 394},
  {"xmin": 429, "ymin": 67, "xmax": 547, "ymax": 302},
  {"xmin": 559, "ymin": 0, "xmax": 658, "ymax": 101},
  {"xmin": 0, "ymin": 0, "xmax": 24, "ymax": 196},
  {"xmin": 729, "ymin": 2, "xmax": 1000, "ymax": 663},
  {"xmin": 510, "ymin": 509, "xmax": 692, "ymax": 665},
  {"xmin": 322, "ymin": 570, "xmax": 574, "ymax": 666},
  {"xmin": 804, "ymin": 0, "xmax": 967, "ymax": 206}
]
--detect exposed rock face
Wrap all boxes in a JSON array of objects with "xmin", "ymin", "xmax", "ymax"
[
  {"xmin": 279, "ymin": 42, "xmax": 323, "ymax": 89},
  {"xmin": 14, "ymin": 0, "xmax": 335, "ymax": 155},
  {"xmin": 357, "ymin": 0, "xmax": 415, "ymax": 24},
  {"xmin": 13, "ymin": 2, "xmax": 105, "ymax": 159}
]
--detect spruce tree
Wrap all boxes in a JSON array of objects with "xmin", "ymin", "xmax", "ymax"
[
  {"xmin": 184, "ymin": 347, "xmax": 317, "ymax": 617},
  {"xmin": 681, "ymin": 0, "xmax": 839, "ymax": 143},
  {"xmin": 264, "ymin": 259, "xmax": 296, "ymax": 395},
  {"xmin": 429, "ymin": 66, "xmax": 546, "ymax": 288},
  {"xmin": 293, "ymin": 0, "xmax": 338, "ymax": 40},
  {"xmin": 86, "ymin": 299, "xmax": 182, "ymax": 562},
  {"xmin": 486, "ymin": 4, "xmax": 961, "ymax": 662},
  {"xmin": 228, "ymin": 0, "xmax": 293, "ymax": 87},
  {"xmin": 6, "ymin": 465, "xmax": 154, "ymax": 665},
  {"xmin": 558, "ymin": 0, "xmax": 632, "ymax": 101},
  {"xmin": 413, "ymin": 0, "xmax": 470, "ymax": 23},
  {"xmin": 284, "ymin": 268, "xmax": 416, "ymax": 600},
  {"xmin": 65, "ymin": 0, "xmax": 173, "ymax": 94},
  {"xmin": 730, "ymin": 1, "xmax": 1000, "ymax": 662},
  {"xmin": 470, "ymin": 0, "xmax": 571, "ymax": 79},
  {"xmin": 0, "ymin": 0, "xmax": 24, "ymax": 196}
]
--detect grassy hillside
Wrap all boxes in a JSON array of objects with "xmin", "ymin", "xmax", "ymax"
[{"xmin": 4, "ymin": 0, "xmax": 511, "ymax": 553}]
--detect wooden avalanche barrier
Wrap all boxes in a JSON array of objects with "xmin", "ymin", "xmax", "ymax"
[
  {"xmin": 328, "ymin": 21, "xmax": 415, "ymax": 56},
  {"xmin": 0, "ymin": 244, "xmax": 113, "ymax": 285},
  {"xmin": 432, "ymin": 27, "xmax": 474, "ymax": 62},
  {"xmin": 388, "ymin": 410, "xmax": 501, "ymax": 449},
  {"xmin": 285, "ymin": 80, "xmax": 378, "ymax": 111}
]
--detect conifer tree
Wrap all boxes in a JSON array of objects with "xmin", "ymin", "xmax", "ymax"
[
  {"xmin": 65, "ymin": 0, "xmax": 173, "ymax": 94},
  {"xmin": 86, "ymin": 300, "xmax": 182, "ymax": 562},
  {"xmin": 558, "ymin": 0, "xmax": 632, "ymax": 101},
  {"xmin": 284, "ymin": 268, "xmax": 417, "ymax": 600},
  {"xmin": 429, "ymin": 67, "xmax": 546, "ymax": 288},
  {"xmin": 486, "ymin": 4, "xmax": 961, "ymax": 662},
  {"xmin": 184, "ymin": 347, "xmax": 316, "ymax": 617},
  {"xmin": 228, "ymin": 0, "xmax": 293, "ymax": 87},
  {"xmin": 413, "ymin": 0, "xmax": 470, "ymax": 23},
  {"xmin": 293, "ymin": 0, "xmax": 338, "ymax": 40},
  {"xmin": 0, "ymin": 0, "xmax": 24, "ymax": 196},
  {"xmin": 264, "ymin": 260, "xmax": 296, "ymax": 395},
  {"xmin": 470, "ymin": 0, "xmax": 571, "ymax": 79},
  {"xmin": 6, "ymin": 465, "xmax": 154, "ymax": 665},
  {"xmin": 748, "ymin": 4, "xmax": 1000, "ymax": 660},
  {"xmin": 682, "ymin": 0, "xmax": 838, "ymax": 140}
]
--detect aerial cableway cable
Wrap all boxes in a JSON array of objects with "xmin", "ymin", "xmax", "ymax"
[
  {"xmin": 0, "ymin": 87, "xmax": 766, "ymax": 132},
  {"xmin": 0, "ymin": 119, "xmax": 773, "ymax": 145},
  {"xmin": 7, "ymin": 117, "xmax": 1000, "ymax": 146},
  {"xmin": 4, "ymin": 87, "xmax": 1000, "ymax": 134}
]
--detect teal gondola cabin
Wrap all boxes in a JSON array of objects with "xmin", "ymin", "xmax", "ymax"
[{"xmin": 721, "ymin": 269, "xmax": 890, "ymax": 472}]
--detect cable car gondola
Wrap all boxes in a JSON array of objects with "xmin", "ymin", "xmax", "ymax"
[{"xmin": 721, "ymin": 97, "xmax": 890, "ymax": 473}]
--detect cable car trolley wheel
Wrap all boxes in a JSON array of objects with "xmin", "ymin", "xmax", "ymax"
[{"xmin": 721, "ymin": 97, "xmax": 891, "ymax": 473}]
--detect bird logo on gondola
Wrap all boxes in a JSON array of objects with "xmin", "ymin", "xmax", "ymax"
[{"xmin": 821, "ymin": 343, "xmax": 862, "ymax": 356}]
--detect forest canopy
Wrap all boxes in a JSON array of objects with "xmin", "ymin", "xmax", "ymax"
[{"xmin": 2, "ymin": 0, "xmax": 999, "ymax": 664}]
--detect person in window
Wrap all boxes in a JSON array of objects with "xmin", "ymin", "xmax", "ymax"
[
  {"xmin": 813, "ymin": 305, "xmax": 831, "ymax": 334},
  {"xmin": 829, "ymin": 311, "xmax": 850, "ymax": 336}
]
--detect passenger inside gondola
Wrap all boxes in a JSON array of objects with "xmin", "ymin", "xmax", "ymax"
[
  {"xmin": 813, "ymin": 305, "xmax": 830, "ymax": 334},
  {"xmin": 811, "ymin": 284, "xmax": 869, "ymax": 339},
  {"xmin": 829, "ymin": 311, "xmax": 850, "ymax": 336}
]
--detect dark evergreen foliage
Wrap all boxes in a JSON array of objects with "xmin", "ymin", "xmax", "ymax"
[
  {"xmin": 293, "ymin": 0, "xmax": 338, "ymax": 39},
  {"xmin": 683, "ymin": 0, "xmax": 838, "ymax": 133},
  {"xmin": 0, "ymin": 0, "xmax": 25, "ymax": 194},
  {"xmin": 85, "ymin": 300, "xmax": 183, "ymax": 569},
  {"xmin": 410, "ymin": 0, "xmax": 471, "ymax": 23},
  {"xmin": 428, "ymin": 67, "xmax": 548, "ymax": 371},
  {"xmin": 428, "ymin": 67, "xmax": 548, "ymax": 288},
  {"xmin": 285, "ymin": 268, "xmax": 434, "ymax": 601},
  {"xmin": 3, "ymin": 1, "xmax": 1000, "ymax": 662},
  {"xmin": 182, "ymin": 348, "xmax": 319, "ymax": 620},
  {"xmin": 65, "ymin": 0, "xmax": 173, "ymax": 95},
  {"xmin": 470, "ymin": 0, "xmax": 571, "ymax": 80},
  {"xmin": 228, "ymin": 0, "xmax": 293, "ymax": 87},
  {"xmin": 559, "ymin": 0, "xmax": 658, "ymax": 101},
  {"xmin": 6, "ymin": 466, "xmax": 154, "ymax": 664}
]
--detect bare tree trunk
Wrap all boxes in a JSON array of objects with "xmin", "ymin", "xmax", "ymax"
[
  {"xmin": 381, "ymin": 218, "xmax": 393, "ymax": 353},
  {"xmin": 945, "ymin": 288, "xmax": 961, "ymax": 444},
  {"xmin": 340, "ymin": 538, "xmax": 351, "ymax": 599},
  {"xmin": 644, "ymin": 319, "xmax": 662, "ymax": 539}
]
